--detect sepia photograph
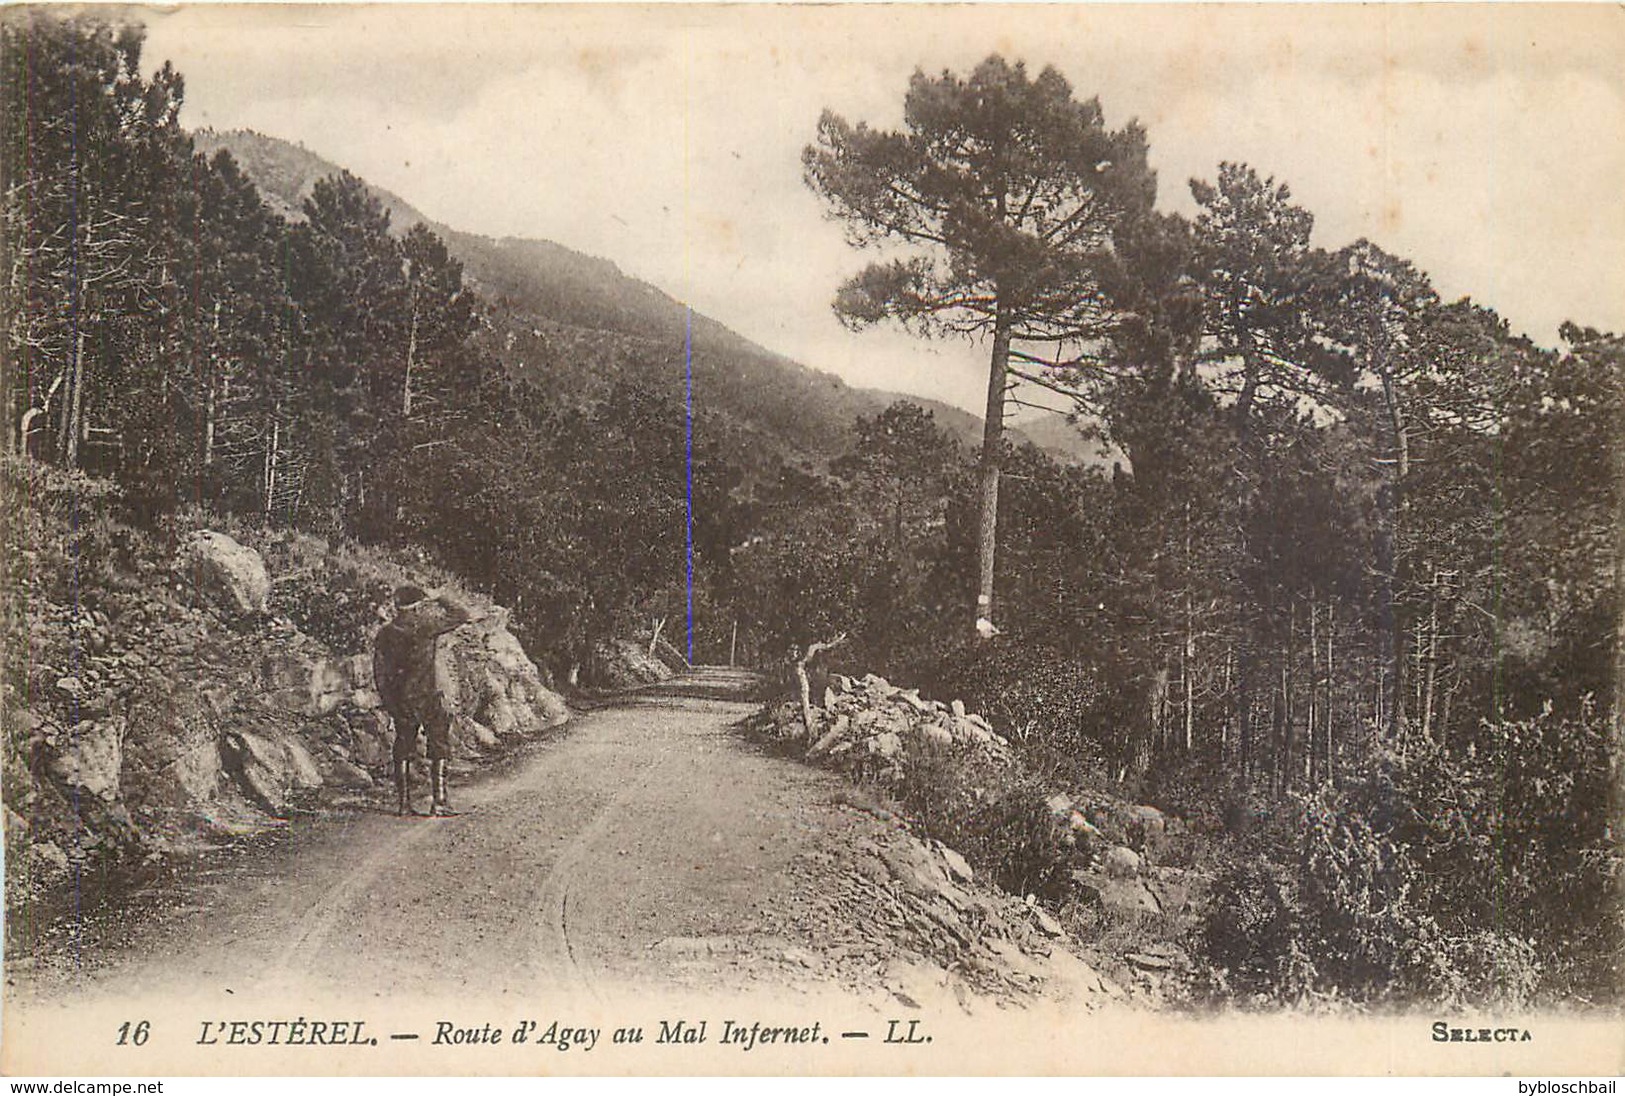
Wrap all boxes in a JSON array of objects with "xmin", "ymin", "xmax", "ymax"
[{"xmin": 1, "ymin": 2, "xmax": 1622, "ymax": 1079}]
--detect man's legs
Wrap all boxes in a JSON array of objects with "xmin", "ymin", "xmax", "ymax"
[
  {"xmin": 431, "ymin": 758, "xmax": 451, "ymax": 815},
  {"xmin": 426, "ymin": 714, "xmax": 456, "ymax": 816},
  {"xmin": 392, "ymin": 717, "xmax": 422, "ymax": 815}
]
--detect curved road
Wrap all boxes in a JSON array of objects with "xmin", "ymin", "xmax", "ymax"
[{"xmin": 16, "ymin": 669, "xmax": 878, "ymax": 1007}]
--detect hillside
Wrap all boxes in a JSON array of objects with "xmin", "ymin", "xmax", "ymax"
[
  {"xmin": 193, "ymin": 129, "xmax": 1095, "ymax": 469},
  {"xmin": 2, "ymin": 456, "xmax": 571, "ymax": 939}
]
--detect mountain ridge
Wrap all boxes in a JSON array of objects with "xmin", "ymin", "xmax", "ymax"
[{"xmin": 193, "ymin": 128, "xmax": 1105, "ymax": 469}]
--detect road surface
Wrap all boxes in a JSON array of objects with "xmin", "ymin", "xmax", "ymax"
[{"xmin": 13, "ymin": 669, "xmax": 893, "ymax": 1007}]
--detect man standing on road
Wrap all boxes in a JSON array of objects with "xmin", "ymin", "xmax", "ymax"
[{"xmin": 373, "ymin": 584, "xmax": 477, "ymax": 816}]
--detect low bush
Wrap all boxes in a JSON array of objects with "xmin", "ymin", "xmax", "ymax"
[
  {"xmin": 887, "ymin": 732, "xmax": 1078, "ymax": 904},
  {"xmin": 915, "ymin": 637, "xmax": 1122, "ymax": 785},
  {"xmin": 1200, "ymin": 853, "xmax": 1316, "ymax": 1004}
]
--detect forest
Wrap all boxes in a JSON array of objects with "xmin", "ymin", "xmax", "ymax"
[{"xmin": 3, "ymin": 13, "xmax": 1620, "ymax": 1007}]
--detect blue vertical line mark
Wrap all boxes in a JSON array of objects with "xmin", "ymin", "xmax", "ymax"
[{"xmin": 685, "ymin": 307, "xmax": 695, "ymax": 665}]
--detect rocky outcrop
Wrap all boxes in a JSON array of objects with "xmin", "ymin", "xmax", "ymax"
[
  {"xmin": 795, "ymin": 821, "xmax": 1124, "ymax": 1007},
  {"xmin": 253, "ymin": 607, "xmax": 570, "ymax": 765},
  {"xmin": 593, "ymin": 638, "xmax": 674, "ymax": 687},
  {"xmin": 756, "ymin": 663, "xmax": 1214, "ymax": 1009},
  {"xmin": 758, "ymin": 672, "xmax": 1014, "ymax": 790},
  {"xmin": 43, "ymin": 718, "xmax": 124, "ymax": 801},
  {"xmin": 221, "ymin": 730, "xmax": 321, "ymax": 815},
  {"xmin": 13, "ymin": 516, "xmax": 571, "ymax": 915},
  {"xmin": 449, "ymin": 614, "xmax": 571, "ymax": 744},
  {"xmin": 177, "ymin": 530, "xmax": 271, "ymax": 615}
]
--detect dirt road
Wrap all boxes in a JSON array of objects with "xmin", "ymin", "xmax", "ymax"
[{"xmin": 15, "ymin": 669, "xmax": 901, "ymax": 1006}]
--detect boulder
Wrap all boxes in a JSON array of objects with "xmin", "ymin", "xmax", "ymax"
[
  {"xmin": 308, "ymin": 658, "xmax": 352, "ymax": 716},
  {"xmin": 937, "ymin": 843, "xmax": 974, "ymax": 884},
  {"xmin": 1031, "ymin": 904, "xmax": 1065, "ymax": 938},
  {"xmin": 1072, "ymin": 870, "xmax": 1163, "ymax": 917},
  {"xmin": 329, "ymin": 759, "xmax": 375, "ymax": 789},
  {"xmin": 118, "ymin": 690, "xmax": 226, "ymax": 811},
  {"xmin": 281, "ymin": 737, "xmax": 322, "ymax": 790},
  {"xmin": 593, "ymin": 638, "xmax": 672, "ymax": 686},
  {"xmin": 869, "ymin": 731, "xmax": 903, "ymax": 759},
  {"xmin": 881, "ymin": 839, "xmax": 953, "ymax": 901},
  {"xmin": 165, "ymin": 739, "xmax": 224, "ymax": 803},
  {"xmin": 221, "ymin": 730, "xmax": 323, "ymax": 815},
  {"xmin": 31, "ymin": 840, "xmax": 71, "ymax": 877},
  {"xmin": 444, "ymin": 621, "xmax": 569, "ymax": 757},
  {"xmin": 1103, "ymin": 845, "xmax": 1143, "ymax": 879},
  {"xmin": 1145, "ymin": 866, "xmax": 1211, "ymax": 918},
  {"xmin": 1125, "ymin": 804, "xmax": 1168, "ymax": 849},
  {"xmin": 46, "ymin": 719, "xmax": 123, "ymax": 801},
  {"xmin": 178, "ymin": 531, "xmax": 270, "ymax": 615},
  {"xmin": 808, "ymin": 714, "xmax": 851, "ymax": 757},
  {"xmin": 896, "ymin": 690, "xmax": 931, "ymax": 715}
]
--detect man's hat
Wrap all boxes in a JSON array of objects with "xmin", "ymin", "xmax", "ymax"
[{"xmin": 394, "ymin": 584, "xmax": 430, "ymax": 608}]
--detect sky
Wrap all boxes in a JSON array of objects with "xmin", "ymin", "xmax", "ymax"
[{"xmin": 141, "ymin": 4, "xmax": 1625, "ymax": 415}]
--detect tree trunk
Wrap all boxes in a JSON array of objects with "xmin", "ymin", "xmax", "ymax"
[
  {"xmin": 1308, "ymin": 600, "xmax": 1318, "ymax": 786},
  {"xmin": 64, "ymin": 328, "xmax": 85, "ymax": 469},
  {"xmin": 1278, "ymin": 643, "xmax": 1291, "ymax": 795},
  {"xmin": 1184, "ymin": 500, "xmax": 1195, "ymax": 752},
  {"xmin": 795, "ymin": 633, "xmax": 848, "ymax": 737},
  {"xmin": 263, "ymin": 415, "xmax": 280, "ymax": 520},
  {"xmin": 974, "ymin": 309, "xmax": 1013, "ymax": 635},
  {"xmin": 1379, "ymin": 368, "xmax": 1409, "ymax": 740},
  {"xmin": 1131, "ymin": 666, "xmax": 1168, "ymax": 784},
  {"xmin": 1234, "ymin": 322, "xmax": 1261, "ymax": 424},
  {"xmin": 1422, "ymin": 574, "xmax": 1441, "ymax": 741},
  {"xmin": 204, "ymin": 300, "xmax": 223, "ymax": 467},
  {"xmin": 402, "ymin": 288, "xmax": 420, "ymax": 418},
  {"xmin": 1325, "ymin": 604, "xmax": 1336, "ymax": 786}
]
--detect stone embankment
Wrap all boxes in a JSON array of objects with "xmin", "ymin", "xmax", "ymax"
[
  {"xmin": 12, "ymin": 525, "xmax": 568, "ymax": 918},
  {"xmin": 755, "ymin": 668, "xmax": 1214, "ymax": 1005}
]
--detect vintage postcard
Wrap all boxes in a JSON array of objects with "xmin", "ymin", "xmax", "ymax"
[{"xmin": 2, "ymin": 2, "xmax": 1622, "ymax": 1079}]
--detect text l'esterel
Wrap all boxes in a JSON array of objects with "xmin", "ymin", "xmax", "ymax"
[{"xmin": 196, "ymin": 1019, "xmax": 373, "ymax": 1046}]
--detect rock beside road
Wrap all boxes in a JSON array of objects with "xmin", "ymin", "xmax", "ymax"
[
  {"xmin": 177, "ymin": 530, "xmax": 271, "ymax": 615},
  {"xmin": 759, "ymin": 671, "xmax": 1015, "ymax": 792},
  {"xmin": 781, "ymin": 816, "xmax": 1124, "ymax": 1010},
  {"xmin": 755, "ymin": 665, "xmax": 1219, "ymax": 1009},
  {"xmin": 594, "ymin": 638, "xmax": 674, "ymax": 687}
]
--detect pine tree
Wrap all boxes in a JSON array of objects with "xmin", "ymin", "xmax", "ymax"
[{"xmin": 804, "ymin": 55, "xmax": 1155, "ymax": 635}]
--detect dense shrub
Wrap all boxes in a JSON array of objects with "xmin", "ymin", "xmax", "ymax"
[
  {"xmin": 1201, "ymin": 854, "xmax": 1316, "ymax": 1004},
  {"xmin": 1198, "ymin": 697, "xmax": 1615, "ymax": 1009},
  {"xmin": 916, "ymin": 638, "xmax": 1123, "ymax": 784},
  {"xmin": 887, "ymin": 731, "xmax": 1078, "ymax": 903}
]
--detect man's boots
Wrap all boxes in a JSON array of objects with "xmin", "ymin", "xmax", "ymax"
[
  {"xmin": 394, "ymin": 759, "xmax": 412, "ymax": 816},
  {"xmin": 430, "ymin": 759, "xmax": 454, "ymax": 816}
]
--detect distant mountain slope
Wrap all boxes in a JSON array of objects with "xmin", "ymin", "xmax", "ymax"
[
  {"xmin": 1008, "ymin": 411, "xmax": 1120, "ymax": 470},
  {"xmin": 194, "ymin": 129, "xmax": 1090, "ymax": 469}
]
